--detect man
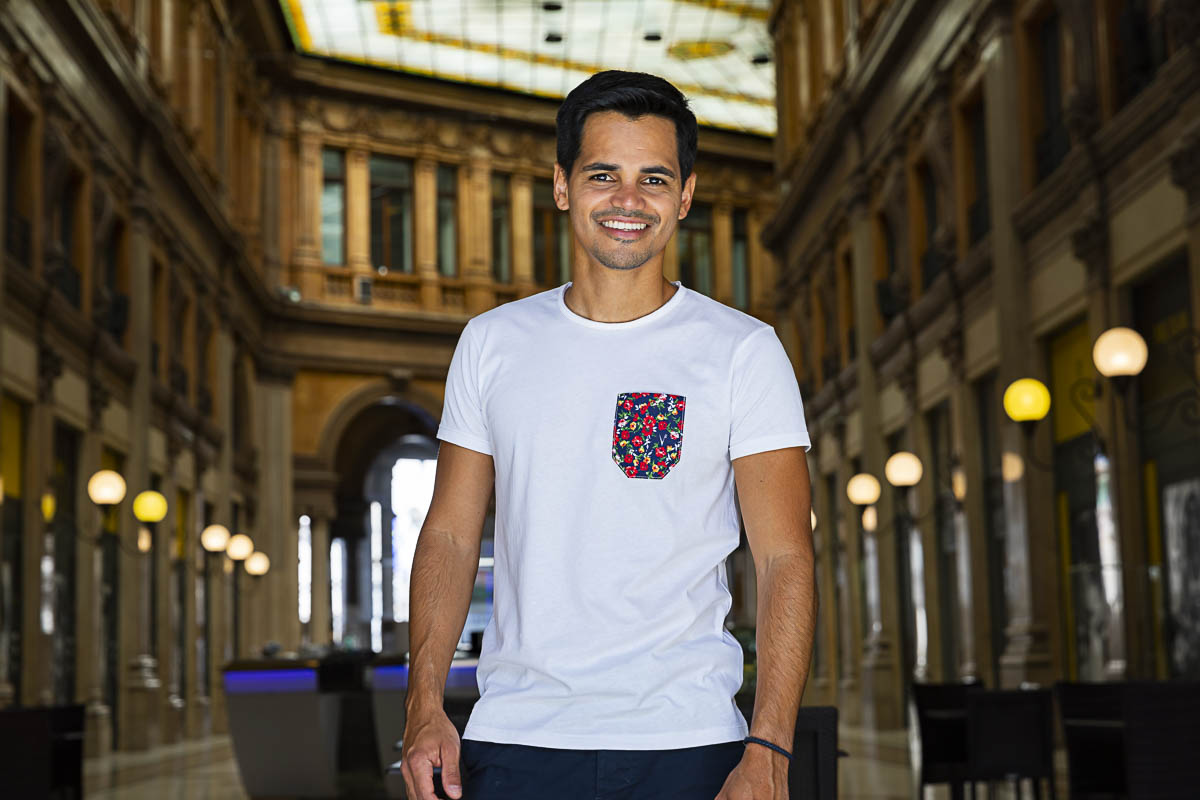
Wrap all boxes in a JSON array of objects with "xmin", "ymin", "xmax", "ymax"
[{"xmin": 401, "ymin": 70, "xmax": 816, "ymax": 800}]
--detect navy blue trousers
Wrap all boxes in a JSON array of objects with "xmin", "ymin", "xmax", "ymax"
[{"xmin": 460, "ymin": 739, "xmax": 744, "ymax": 799}]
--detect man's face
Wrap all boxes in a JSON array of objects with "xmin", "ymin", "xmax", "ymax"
[{"xmin": 554, "ymin": 111, "xmax": 696, "ymax": 273}]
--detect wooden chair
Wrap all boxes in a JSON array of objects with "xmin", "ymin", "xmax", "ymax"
[
  {"xmin": 1055, "ymin": 681, "xmax": 1126, "ymax": 799},
  {"xmin": 966, "ymin": 687, "xmax": 1056, "ymax": 800}
]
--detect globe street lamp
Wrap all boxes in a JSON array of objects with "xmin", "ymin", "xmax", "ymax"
[{"xmin": 86, "ymin": 469, "xmax": 128, "ymax": 741}]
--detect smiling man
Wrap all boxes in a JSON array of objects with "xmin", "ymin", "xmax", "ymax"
[{"xmin": 400, "ymin": 70, "xmax": 817, "ymax": 800}]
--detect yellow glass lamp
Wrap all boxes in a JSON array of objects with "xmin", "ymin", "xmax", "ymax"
[
  {"xmin": 885, "ymin": 452, "xmax": 923, "ymax": 488},
  {"xmin": 951, "ymin": 464, "xmax": 967, "ymax": 503},
  {"xmin": 1002, "ymin": 451, "xmax": 1025, "ymax": 483},
  {"xmin": 245, "ymin": 551, "xmax": 271, "ymax": 577},
  {"xmin": 41, "ymin": 492, "xmax": 56, "ymax": 523},
  {"xmin": 1093, "ymin": 327, "xmax": 1148, "ymax": 378},
  {"xmin": 1003, "ymin": 378, "xmax": 1051, "ymax": 424},
  {"xmin": 201, "ymin": 524, "xmax": 231, "ymax": 554},
  {"xmin": 226, "ymin": 533, "xmax": 254, "ymax": 561},
  {"xmin": 862, "ymin": 505, "xmax": 878, "ymax": 532},
  {"xmin": 87, "ymin": 470, "xmax": 126, "ymax": 507},
  {"xmin": 137, "ymin": 526, "xmax": 153, "ymax": 553},
  {"xmin": 132, "ymin": 491, "xmax": 168, "ymax": 524},
  {"xmin": 847, "ymin": 473, "xmax": 881, "ymax": 507}
]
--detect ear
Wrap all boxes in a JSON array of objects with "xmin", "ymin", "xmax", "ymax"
[
  {"xmin": 677, "ymin": 171, "xmax": 697, "ymax": 220},
  {"xmin": 553, "ymin": 163, "xmax": 570, "ymax": 211}
]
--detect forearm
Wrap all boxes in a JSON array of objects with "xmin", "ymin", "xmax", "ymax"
[
  {"xmin": 405, "ymin": 526, "xmax": 479, "ymax": 715},
  {"xmin": 748, "ymin": 548, "xmax": 818, "ymax": 750}
]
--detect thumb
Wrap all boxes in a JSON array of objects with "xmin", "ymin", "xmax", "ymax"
[{"xmin": 441, "ymin": 744, "xmax": 463, "ymax": 799}]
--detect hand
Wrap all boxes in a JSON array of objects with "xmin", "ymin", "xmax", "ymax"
[
  {"xmin": 400, "ymin": 706, "xmax": 463, "ymax": 800},
  {"xmin": 713, "ymin": 744, "xmax": 790, "ymax": 800}
]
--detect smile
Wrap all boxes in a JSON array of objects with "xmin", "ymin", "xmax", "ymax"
[{"xmin": 600, "ymin": 220, "xmax": 649, "ymax": 231}]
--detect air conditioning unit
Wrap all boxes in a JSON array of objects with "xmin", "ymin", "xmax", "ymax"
[{"xmin": 356, "ymin": 276, "xmax": 373, "ymax": 304}]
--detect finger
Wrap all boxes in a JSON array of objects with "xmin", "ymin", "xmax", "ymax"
[
  {"xmin": 441, "ymin": 742, "xmax": 463, "ymax": 799},
  {"xmin": 410, "ymin": 754, "xmax": 438, "ymax": 800},
  {"xmin": 400, "ymin": 761, "xmax": 416, "ymax": 800}
]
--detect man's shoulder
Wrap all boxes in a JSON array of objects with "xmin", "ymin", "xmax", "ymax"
[{"xmin": 679, "ymin": 289, "xmax": 774, "ymax": 344}]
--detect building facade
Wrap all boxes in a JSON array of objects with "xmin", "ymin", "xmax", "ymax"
[
  {"xmin": 769, "ymin": 0, "xmax": 1200, "ymax": 728},
  {"xmin": 0, "ymin": 0, "xmax": 781, "ymax": 758}
]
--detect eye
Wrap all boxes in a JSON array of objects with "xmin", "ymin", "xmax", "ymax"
[
  {"xmin": 644, "ymin": 177, "xmax": 667, "ymax": 185},
  {"xmin": 589, "ymin": 173, "xmax": 614, "ymax": 182}
]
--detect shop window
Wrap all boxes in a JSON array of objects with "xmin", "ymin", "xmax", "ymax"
[
  {"xmin": 437, "ymin": 165, "xmax": 458, "ymax": 277},
  {"xmin": 369, "ymin": 155, "xmax": 414, "ymax": 274},
  {"xmin": 321, "ymin": 148, "xmax": 345, "ymax": 266},
  {"xmin": 491, "ymin": 173, "xmax": 511, "ymax": 284}
]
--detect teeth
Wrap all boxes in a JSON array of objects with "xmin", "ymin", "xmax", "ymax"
[{"xmin": 602, "ymin": 220, "xmax": 648, "ymax": 231}]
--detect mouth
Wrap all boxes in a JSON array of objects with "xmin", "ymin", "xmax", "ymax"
[{"xmin": 598, "ymin": 218, "xmax": 652, "ymax": 241}]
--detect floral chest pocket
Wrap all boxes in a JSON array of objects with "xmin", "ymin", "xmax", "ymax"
[{"xmin": 611, "ymin": 392, "xmax": 685, "ymax": 479}]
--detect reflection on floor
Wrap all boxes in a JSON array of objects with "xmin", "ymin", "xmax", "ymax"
[{"xmin": 85, "ymin": 727, "xmax": 920, "ymax": 799}]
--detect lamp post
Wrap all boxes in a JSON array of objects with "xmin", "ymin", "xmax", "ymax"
[
  {"xmin": 226, "ymin": 533, "xmax": 253, "ymax": 658},
  {"xmin": 86, "ymin": 469, "xmax": 126, "ymax": 749},
  {"xmin": 846, "ymin": 472, "xmax": 883, "ymax": 644},
  {"xmin": 133, "ymin": 491, "xmax": 167, "ymax": 665}
]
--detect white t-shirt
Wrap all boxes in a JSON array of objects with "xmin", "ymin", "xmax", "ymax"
[{"xmin": 436, "ymin": 279, "xmax": 811, "ymax": 750}]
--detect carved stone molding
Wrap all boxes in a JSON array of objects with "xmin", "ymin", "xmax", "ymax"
[
  {"xmin": 88, "ymin": 376, "xmax": 111, "ymax": 432},
  {"xmin": 941, "ymin": 326, "xmax": 966, "ymax": 381},
  {"xmin": 1071, "ymin": 213, "xmax": 1110, "ymax": 290},
  {"xmin": 1169, "ymin": 124, "xmax": 1200, "ymax": 213},
  {"xmin": 38, "ymin": 342, "xmax": 64, "ymax": 404}
]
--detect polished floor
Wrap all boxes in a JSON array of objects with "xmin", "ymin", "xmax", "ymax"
[{"xmin": 84, "ymin": 727, "xmax": 919, "ymax": 799}]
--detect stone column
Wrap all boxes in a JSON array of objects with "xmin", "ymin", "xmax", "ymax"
[
  {"xmin": 511, "ymin": 174, "xmax": 536, "ymax": 297},
  {"xmin": 22, "ymin": 346, "xmax": 60, "ymax": 706},
  {"xmin": 210, "ymin": 310, "xmax": 235, "ymax": 734},
  {"xmin": 120, "ymin": 184, "xmax": 160, "ymax": 750},
  {"xmin": 293, "ymin": 104, "xmax": 323, "ymax": 297},
  {"xmin": 747, "ymin": 207, "xmax": 770, "ymax": 316},
  {"xmin": 980, "ymin": 3, "xmax": 1058, "ymax": 687},
  {"xmin": 256, "ymin": 365, "xmax": 298, "ymax": 651},
  {"xmin": 414, "ymin": 156, "xmax": 440, "ymax": 309},
  {"xmin": 847, "ymin": 170, "xmax": 903, "ymax": 729},
  {"xmin": 345, "ymin": 147, "xmax": 371, "ymax": 273},
  {"xmin": 833, "ymin": 422, "xmax": 865, "ymax": 725},
  {"xmin": 261, "ymin": 120, "xmax": 284, "ymax": 290},
  {"xmin": 157, "ymin": 458, "xmax": 183, "ymax": 744},
  {"xmin": 943, "ymin": 331, "xmax": 991, "ymax": 682},
  {"xmin": 1169, "ymin": 124, "xmax": 1200, "ymax": 443},
  {"xmin": 80, "ymin": 383, "xmax": 111, "ymax": 759},
  {"xmin": 713, "ymin": 200, "xmax": 733, "ymax": 305},
  {"xmin": 463, "ymin": 155, "xmax": 494, "ymax": 314},
  {"xmin": 310, "ymin": 514, "xmax": 332, "ymax": 645},
  {"xmin": 905, "ymin": 376, "xmax": 942, "ymax": 682}
]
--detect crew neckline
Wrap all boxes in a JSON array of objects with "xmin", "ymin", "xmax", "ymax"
[{"xmin": 557, "ymin": 280, "xmax": 687, "ymax": 330}]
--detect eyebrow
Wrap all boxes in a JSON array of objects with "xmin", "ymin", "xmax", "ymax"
[{"xmin": 580, "ymin": 162, "xmax": 677, "ymax": 180}]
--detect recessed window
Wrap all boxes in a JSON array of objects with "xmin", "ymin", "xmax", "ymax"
[{"xmin": 321, "ymin": 148, "xmax": 345, "ymax": 266}]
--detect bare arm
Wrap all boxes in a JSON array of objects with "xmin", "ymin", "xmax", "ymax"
[
  {"xmin": 402, "ymin": 441, "xmax": 495, "ymax": 800},
  {"xmin": 717, "ymin": 446, "xmax": 817, "ymax": 799}
]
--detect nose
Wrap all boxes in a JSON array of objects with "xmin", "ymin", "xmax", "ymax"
[{"xmin": 610, "ymin": 180, "xmax": 643, "ymax": 211}]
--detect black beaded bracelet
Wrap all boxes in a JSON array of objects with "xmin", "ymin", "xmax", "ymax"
[{"xmin": 743, "ymin": 735, "xmax": 793, "ymax": 761}]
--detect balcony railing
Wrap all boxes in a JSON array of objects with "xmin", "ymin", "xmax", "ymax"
[
  {"xmin": 921, "ymin": 247, "xmax": 946, "ymax": 291},
  {"xmin": 51, "ymin": 261, "xmax": 82, "ymax": 308},
  {"xmin": 168, "ymin": 359, "xmax": 189, "ymax": 398},
  {"xmin": 1035, "ymin": 120, "xmax": 1069, "ymax": 184},
  {"xmin": 106, "ymin": 292, "xmax": 129, "ymax": 342},
  {"xmin": 5, "ymin": 210, "xmax": 30, "ymax": 268},
  {"xmin": 876, "ymin": 279, "xmax": 905, "ymax": 324}
]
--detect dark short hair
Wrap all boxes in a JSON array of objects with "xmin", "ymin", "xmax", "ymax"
[{"xmin": 556, "ymin": 70, "xmax": 698, "ymax": 180}]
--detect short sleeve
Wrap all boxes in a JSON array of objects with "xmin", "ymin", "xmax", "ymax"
[
  {"xmin": 729, "ymin": 326, "xmax": 811, "ymax": 460},
  {"xmin": 437, "ymin": 319, "xmax": 493, "ymax": 456}
]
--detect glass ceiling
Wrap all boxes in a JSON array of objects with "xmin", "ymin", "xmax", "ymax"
[{"xmin": 278, "ymin": 1, "xmax": 775, "ymax": 137}]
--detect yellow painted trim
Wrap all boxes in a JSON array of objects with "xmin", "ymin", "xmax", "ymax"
[
  {"xmin": 1, "ymin": 396, "xmax": 24, "ymax": 499},
  {"xmin": 285, "ymin": 1, "xmax": 773, "ymax": 112},
  {"xmin": 284, "ymin": 0, "xmax": 313, "ymax": 50},
  {"xmin": 676, "ymin": 0, "xmax": 770, "ymax": 21},
  {"xmin": 1057, "ymin": 491, "xmax": 1076, "ymax": 679}
]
